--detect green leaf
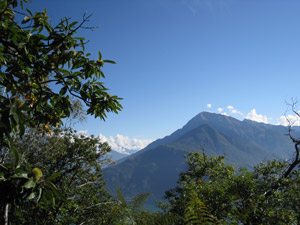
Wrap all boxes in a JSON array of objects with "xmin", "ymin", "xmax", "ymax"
[
  {"xmin": 0, "ymin": 172, "xmax": 6, "ymax": 181},
  {"xmin": 11, "ymin": 172, "xmax": 28, "ymax": 179},
  {"xmin": 7, "ymin": 135, "xmax": 20, "ymax": 167},
  {"xmin": 59, "ymin": 86, "xmax": 68, "ymax": 96},
  {"xmin": 20, "ymin": 0, "xmax": 23, "ymax": 10},
  {"xmin": 47, "ymin": 181, "xmax": 68, "ymax": 203},
  {"xmin": 69, "ymin": 21, "xmax": 78, "ymax": 28},
  {"xmin": 13, "ymin": 113, "xmax": 19, "ymax": 124},
  {"xmin": 37, "ymin": 187, "xmax": 43, "ymax": 202},
  {"xmin": 27, "ymin": 192, "xmax": 36, "ymax": 200},
  {"xmin": 26, "ymin": 9, "xmax": 33, "ymax": 16},
  {"xmin": 46, "ymin": 172, "xmax": 61, "ymax": 182},
  {"xmin": 9, "ymin": 104, "xmax": 17, "ymax": 115},
  {"xmin": 22, "ymin": 16, "xmax": 31, "ymax": 24},
  {"xmin": 80, "ymin": 39, "xmax": 85, "ymax": 51},
  {"xmin": 23, "ymin": 178, "xmax": 36, "ymax": 189},
  {"xmin": 98, "ymin": 50, "xmax": 102, "ymax": 60},
  {"xmin": 38, "ymin": 25, "xmax": 44, "ymax": 33},
  {"xmin": 43, "ymin": 187, "xmax": 55, "ymax": 207},
  {"xmin": 103, "ymin": 60, "xmax": 116, "ymax": 64}
]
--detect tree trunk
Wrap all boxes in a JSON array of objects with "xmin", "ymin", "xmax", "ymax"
[{"xmin": 4, "ymin": 203, "xmax": 9, "ymax": 225}]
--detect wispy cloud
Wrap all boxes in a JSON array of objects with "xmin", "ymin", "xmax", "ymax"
[
  {"xmin": 206, "ymin": 103, "xmax": 212, "ymax": 109},
  {"xmin": 179, "ymin": 0, "xmax": 230, "ymax": 15}
]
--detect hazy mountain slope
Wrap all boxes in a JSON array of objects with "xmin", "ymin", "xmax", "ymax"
[
  {"xmin": 103, "ymin": 112, "xmax": 298, "ymax": 203},
  {"xmin": 104, "ymin": 145, "xmax": 187, "ymax": 202},
  {"xmin": 166, "ymin": 124, "xmax": 277, "ymax": 168},
  {"xmin": 106, "ymin": 150, "xmax": 129, "ymax": 161}
]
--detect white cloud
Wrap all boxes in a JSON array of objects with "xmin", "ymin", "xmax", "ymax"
[
  {"xmin": 226, "ymin": 105, "xmax": 244, "ymax": 116},
  {"xmin": 97, "ymin": 134, "xmax": 155, "ymax": 154},
  {"xmin": 278, "ymin": 113, "xmax": 300, "ymax": 126},
  {"xmin": 206, "ymin": 104, "xmax": 212, "ymax": 109},
  {"xmin": 212, "ymin": 104, "xmax": 300, "ymax": 127},
  {"xmin": 245, "ymin": 109, "xmax": 269, "ymax": 124},
  {"xmin": 227, "ymin": 105, "xmax": 234, "ymax": 111},
  {"xmin": 221, "ymin": 112, "xmax": 229, "ymax": 116}
]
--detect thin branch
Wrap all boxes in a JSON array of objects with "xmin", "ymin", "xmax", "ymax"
[
  {"xmin": 14, "ymin": 10, "xmax": 29, "ymax": 17},
  {"xmin": 264, "ymin": 114, "xmax": 300, "ymax": 197},
  {"xmin": 76, "ymin": 181, "xmax": 95, "ymax": 189},
  {"xmin": 73, "ymin": 200, "xmax": 115, "ymax": 214}
]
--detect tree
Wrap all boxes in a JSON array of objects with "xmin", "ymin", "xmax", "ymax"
[
  {"xmin": 9, "ymin": 127, "xmax": 116, "ymax": 224},
  {"xmin": 0, "ymin": 0, "xmax": 122, "ymax": 223},
  {"xmin": 164, "ymin": 150, "xmax": 300, "ymax": 224}
]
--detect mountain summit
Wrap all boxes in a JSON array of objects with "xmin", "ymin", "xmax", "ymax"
[{"xmin": 103, "ymin": 112, "xmax": 297, "ymax": 203}]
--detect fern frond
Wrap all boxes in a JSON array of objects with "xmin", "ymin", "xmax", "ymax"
[
  {"xmin": 116, "ymin": 187, "xmax": 127, "ymax": 207},
  {"xmin": 130, "ymin": 193, "xmax": 152, "ymax": 211},
  {"xmin": 147, "ymin": 212, "xmax": 182, "ymax": 225},
  {"xmin": 184, "ymin": 191, "xmax": 220, "ymax": 225}
]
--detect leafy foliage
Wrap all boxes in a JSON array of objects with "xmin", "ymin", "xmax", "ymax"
[
  {"xmin": 184, "ymin": 191, "xmax": 221, "ymax": 225},
  {"xmin": 0, "ymin": 1, "xmax": 121, "ymax": 137},
  {"xmin": 0, "ymin": 0, "xmax": 122, "ymax": 223},
  {"xmin": 9, "ymin": 128, "xmax": 116, "ymax": 224},
  {"xmin": 114, "ymin": 187, "xmax": 152, "ymax": 224},
  {"xmin": 112, "ymin": 188, "xmax": 180, "ymax": 225},
  {"xmin": 164, "ymin": 151, "xmax": 300, "ymax": 224}
]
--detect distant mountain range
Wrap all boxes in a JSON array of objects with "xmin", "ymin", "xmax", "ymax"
[
  {"xmin": 97, "ymin": 134, "xmax": 153, "ymax": 161},
  {"xmin": 103, "ymin": 112, "xmax": 299, "ymax": 204},
  {"xmin": 106, "ymin": 149, "xmax": 138, "ymax": 162}
]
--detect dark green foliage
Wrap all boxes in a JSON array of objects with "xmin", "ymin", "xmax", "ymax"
[
  {"xmin": 9, "ymin": 128, "xmax": 115, "ymax": 224},
  {"xmin": 164, "ymin": 151, "xmax": 300, "ymax": 224},
  {"xmin": 112, "ymin": 188, "xmax": 180, "ymax": 225},
  {"xmin": 184, "ymin": 191, "xmax": 222, "ymax": 225},
  {"xmin": 0, "ymin": 0, "xmax": 122, "ymax": 222},
  {"xmin": 0, "ymin": 0, "xmax": 122, "ymax": 138}
]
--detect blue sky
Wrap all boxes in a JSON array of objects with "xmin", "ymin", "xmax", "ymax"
[{"xmin": 28, "ymin": 0, "xmax": 300, "ymax": 144}]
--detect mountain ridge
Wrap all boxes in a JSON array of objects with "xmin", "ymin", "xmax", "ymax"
[{"xmin": 104, "ymin": 112, "xmax": 298, "ymax": 203}]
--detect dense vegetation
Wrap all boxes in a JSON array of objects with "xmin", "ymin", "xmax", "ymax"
[
  {"xmin": 1, "ymin": 1, "xmax": 300, "ymax": 224},
  {"xmin": 0, "ymin": 0, "xmax": 122, "ymax": 223},
  {"xmin": 163, "ymin": 150, "xmax": 300, "ymax": 224}
]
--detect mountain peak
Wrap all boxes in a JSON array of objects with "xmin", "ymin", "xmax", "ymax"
[
  {"xmin": 104, "ymin": 110, "xmax": 298, "ymax": 204},
  {"xmin": 183, "ymin": 111, "xmax": 240, "ymax": 131},
  {"xmin": 142, "ymin": 112, "xmax": 241, "ymax": 152}
]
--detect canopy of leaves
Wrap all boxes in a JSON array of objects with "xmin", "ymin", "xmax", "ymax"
[
  {"xmin": 164, "ymin": 151, "xmax": 300, "ymax": 224},
  {"xmin": 8, "ymin": 128, "xmax": 116, "ymax": 224},
  {"xmin": 0, "ymin": 0, "xmax": 122, "ymax": 223},
  {"xmin": 0, "ymin": 0, "xmax": 122, "ymax": 139}
]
